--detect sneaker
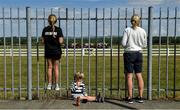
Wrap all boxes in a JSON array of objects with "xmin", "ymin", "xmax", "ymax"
[
  {"xmin": 47, "ymin": 83, "xmax": 52, "ymax": 90},
  {"xmin": 128, "ymin": 98, "xmax": 133, "ymax": 104},
  {"xmin": 55, "ymin": 84, "xmax": 60, "ymax": 91},
  {"xmin": 125, "ymin": 97, "xmax": 133, "ymax": 104},
  {"xmin": 135, "ymin": 97, "xmax": 143, "ymax": 103},
  {"xmin": 76, "ymin": 96, "xmax": 80, "ymax": 106}
]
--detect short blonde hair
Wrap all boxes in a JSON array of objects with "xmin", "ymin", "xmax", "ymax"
[{"xmin": 74, "ymin": 72, "xmax": 84, "ymax": 80}]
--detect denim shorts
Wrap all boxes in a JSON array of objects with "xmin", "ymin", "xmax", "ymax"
[{"xmin": 123, "ymin": 51, "xmax": 143, "ymax": 74}]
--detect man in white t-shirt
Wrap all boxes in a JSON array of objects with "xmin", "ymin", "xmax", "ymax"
[{"xmin": 122, "ymin": 15, "xmax": 147, "ymax": 104}]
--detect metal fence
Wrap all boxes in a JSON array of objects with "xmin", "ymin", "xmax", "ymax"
[{"xmin": 0, "ymin": 7, "xmax": 180, "ymax": 100}]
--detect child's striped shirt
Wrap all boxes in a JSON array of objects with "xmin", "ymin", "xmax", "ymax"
[{"xmin": 71, "ymin": 81, "xmax": 86, "ymax": 96}]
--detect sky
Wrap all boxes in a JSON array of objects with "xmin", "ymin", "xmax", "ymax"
[
  {"xmin": 0, "ymin": 0, "xmax": 180, "ymax": 37},
  {"xmin": 0, "ymin": 0, "xmax": 180, "ymax": 8}
]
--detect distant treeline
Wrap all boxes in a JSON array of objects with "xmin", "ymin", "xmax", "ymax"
[{"xmin": 0, "ymin": 36, "xmax": 180, "ymax": 46}]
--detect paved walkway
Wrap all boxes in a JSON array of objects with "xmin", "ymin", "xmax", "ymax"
[{"xmin": 0, "ymin": 99, "xmax": 179, "ymax": 109}]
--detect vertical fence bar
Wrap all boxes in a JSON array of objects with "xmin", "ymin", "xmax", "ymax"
[
  {"xmin": 125, "ymin": 8, "xmax": 128, "ymax": 97},
  {"xmin": 110, "ymin": 8, "xmax": 113, "ymax": 96},
  {"xmin": 66, "ymin": 8, "xmax": 69, "ymax": 96},
  {"xmin": 81, "ymin": 8, "xmax": 84, "ymax": 72},
  {"xmin": 166, "ymin": 7, "xmax": 169, "ymax": 98},
  {"xmin": 10, "ymin": 8, "xmax": 15, "ymax": 97},
  {"xmin": 102, "ymin": 8, "xmax": 105, "ymax": 99},
  {"xmin": 3, "ymin": 7, "xmax": 7, "ymax": 99},
  {"xmin": 140, "ymin": 8, "xmax": 142, "ymax": 27},
  {"xmin": 147, "ymin": 6, "xmax": 153, "ymax": 100},
  {"xmin": 58, "ymin": 8, "xmax": 62, "ymax": 97},
  {"xmin": 36, "ymin": 8, "xmax": 40, "ymax": 98},
  {"xmin": 58, "ymin": 8, "xmax": 61, "ymax": 28},
  {"xmin": 18, "ymin": 8, "xmax": 22, "ymax": 98},
  {"xmin": 132, "ymin": 8, "xmax": 135, "ymax": 98},
  {"xmin": 88, "ymin": 8, "xmax": 91, "ymax": 95},
  {"xmin": 125, "ymin": 8, "xmax": 128, "ymax": 28},
  {"xmin": 73, "ymin": 8, "xmax": 76, "ymax": 75},
  {"xmin": 95, "ymin": 8, "xmax": 98, "ymax": 96},
  {"xmin": 173, "ymin": 7, "xmax": 177, "ymax": 98},
  {"xmin": 51, "ymin": 8, "xmax": 53, "ymax": 14},
  {"xmin": 51, "ymin": 8, "xmax": 54, "ymax": 85},
  {"xmin": 59, "ymin": 63, "xmax": 62, "ymax": 97},
  {"xmin": 133, "ymin": 8, "xmax": 135, "ymax": 14},
  {"xmin": 117, "ymin": 8, "xmax": 120, "ymax": 97},
  {"xmin": 26, "ymin": 7, "xmax": 32, "ymax": 100},
  {"xmin": 43, "ymin": 8, "xmax": 47, "ymax": 94},
  {"xmin": 158, "ymin": 8, "xmax": 162, "ymax": 98}
]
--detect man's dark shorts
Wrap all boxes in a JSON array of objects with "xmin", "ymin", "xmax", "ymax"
[{"xmin": 123, "ymin": 51, "xmax": 143, "ymax": 74}]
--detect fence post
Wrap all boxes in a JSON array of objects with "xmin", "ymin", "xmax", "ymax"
[
  {"xmin": 147, "ymin": 6, "xmax": 153, "ymax": 100},
  {"xmin": 26, "ymin": 7, "xmax": 32, "ymax": 100}
]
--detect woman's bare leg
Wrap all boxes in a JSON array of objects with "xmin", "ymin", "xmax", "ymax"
[
  {"xmin": 47, "ymin": 59, "xmax": 53, "ymax": 84},
  {"xmin": 53, "ymin": 60, "xmax": 59, "ymax": 83}
]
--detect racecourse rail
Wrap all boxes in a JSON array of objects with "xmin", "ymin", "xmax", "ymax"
[{"xmin": 0, "ymin": 48, "xmax": 180, "ymax": 56}]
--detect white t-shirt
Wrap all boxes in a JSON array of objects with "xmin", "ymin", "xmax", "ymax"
[{"xmin": 121, "ymin": 27, "xmax": 147, "ymax": 52}]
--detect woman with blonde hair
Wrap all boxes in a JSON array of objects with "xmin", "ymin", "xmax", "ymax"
[
  {"xmin": 122, "ymin": 14, "xmax": 147, "ymax": 104},
  {"xmin": 41, "ymin": 14, "xmax": 64, "ymax": 90}
]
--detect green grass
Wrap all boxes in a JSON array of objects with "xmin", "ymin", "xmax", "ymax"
[{"xmin": 0, "ymin": 55, "xmax": 180, "ymax": 99}]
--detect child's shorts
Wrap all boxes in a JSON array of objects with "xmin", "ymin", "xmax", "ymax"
[{"xmin": 72, "ymin": 94, "xmax": 84, "ymax": 99}]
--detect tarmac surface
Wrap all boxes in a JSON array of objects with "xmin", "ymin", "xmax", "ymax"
[{"xmin": 0, "ymin": 99, "xmax": 179, "ymax": 109}]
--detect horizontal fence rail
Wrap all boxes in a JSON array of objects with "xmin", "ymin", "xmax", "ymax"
[{"xmin": 0, "ymin": 7, "xmax": 180, "ymax": 100}]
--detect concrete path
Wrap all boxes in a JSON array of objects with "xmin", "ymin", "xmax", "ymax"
[{"xmin": 0, "ymin": 99, "xmax": 179, "ymax": 109}]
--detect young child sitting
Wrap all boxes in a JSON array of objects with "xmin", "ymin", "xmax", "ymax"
[{"xmin": 71, "ymin": 72, "xmax": 103, "ymax": 106}]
